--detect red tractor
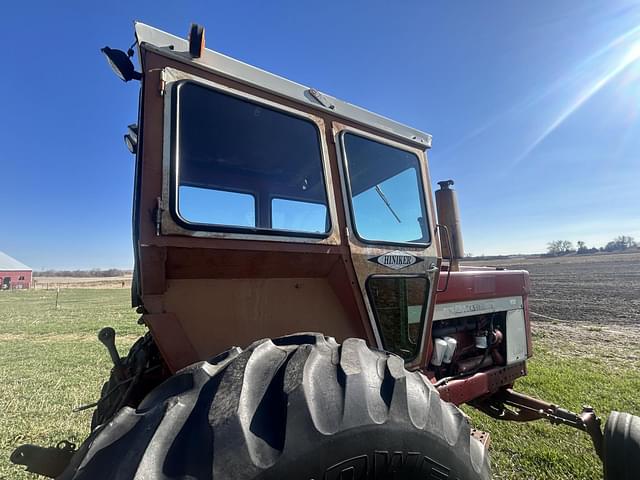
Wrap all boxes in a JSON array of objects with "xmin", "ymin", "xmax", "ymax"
[{"xmin": 11, "ymin": 23, "xmax": 639, "ymax": 479}]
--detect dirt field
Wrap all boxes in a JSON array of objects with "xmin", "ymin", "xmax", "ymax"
[{"xmin": 470, "ymin": 252, "xmax": 640, "ymax": 324}]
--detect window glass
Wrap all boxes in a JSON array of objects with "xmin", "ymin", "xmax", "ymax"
[
  {"xmin": 342, "ymin": 133, "xmax": 429, "ymax": 244},
  {"xmin": 174, "ymin": 81, "xmax": 330, "ymax": 235},
  {"xmin": 178, "ymin": 186, "xmax": 255, "ymax": 227},
  {"xmin": 271, "ymin": 198, "xmax": 327, "ymax": 233},
  {"xmin": 367, "ymin": 276, "xmax": 427, "ymax": 360}
]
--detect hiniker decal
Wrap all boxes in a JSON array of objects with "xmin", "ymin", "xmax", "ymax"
[{"xmin": 368, "ymin": 250, "xmax": 424, "ymax": 270}]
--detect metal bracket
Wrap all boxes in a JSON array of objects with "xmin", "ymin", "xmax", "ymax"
[
  {"xmin": 470, "ymin": 428, "xmax": 491, "ymax": 450},
  {"xmin": 307, "ymin": 88, "xmax": 335, "ymax": 110},
  {"xmin": 10, "ymin": 440, "xmax": 76, "ymax": 478},
  {"xmin": 159, "ymin": 68, "xmax": 167, "ymax": 96}
]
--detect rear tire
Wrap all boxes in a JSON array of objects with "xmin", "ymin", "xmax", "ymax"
[
  {"xmin": 603, "ymin": 411, "xmax": 640, "ymax": 480},
  {"xmin": 60, "ymin": 333, "xmax": 490, "ymax": 479}
]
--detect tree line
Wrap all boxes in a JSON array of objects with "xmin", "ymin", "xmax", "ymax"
[
  {"xmin": 547, "ymin": 235, "xmax": 637, "ymax": 256},
  {"xmin": 33, "ymin": 268, "xmax": 132, "ymax": 278}
]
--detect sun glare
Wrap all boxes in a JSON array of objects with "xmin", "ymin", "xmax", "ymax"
[
  {"xmin": 628, "ymin": 40, "xmax": 640, "ymax": 62},
  {"xmin": 509, "ymin": 24, "xmax": 640, "ymax": 168}
]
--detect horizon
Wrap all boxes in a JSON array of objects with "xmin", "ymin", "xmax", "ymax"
[
  {"xmin": 2, "ymin": 1, "xmax": 639, "ymax": 269},
  {"xmin": 20, "ymin": 240, "xmax": 640, "ymax": 273},
  {"xmin": 5, "ymin": 229, "xmax": 638, "ymax": 271}
]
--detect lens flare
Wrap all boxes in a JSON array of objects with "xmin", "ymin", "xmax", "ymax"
[
  {"xmin": 510, "ymin": 27, "xmax": 640, "ymax": 168},
  {"xmin": 439, "ymin": 23, "xmax": 640, "ymax": 159}
]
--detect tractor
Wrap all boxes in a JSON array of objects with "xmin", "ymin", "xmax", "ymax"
[{"xmin": 11, "ymin": 22, "xmax": 639, "ymax": 479}]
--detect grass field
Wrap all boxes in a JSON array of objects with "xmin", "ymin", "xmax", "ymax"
[
  {"xmin": 1, "ymin": 259, "xmax": 639, "ymax": 479},
  {"xmin": 0, "ymin": 289, "xmax": 144, "ymax": 480}
]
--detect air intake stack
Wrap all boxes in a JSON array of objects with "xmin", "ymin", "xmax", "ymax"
[{"xmin": 435, "ymin": 180, "xmax": 464, "ymax": 271}]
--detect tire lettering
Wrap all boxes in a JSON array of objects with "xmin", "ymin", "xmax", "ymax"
[
  {"xmin": 374, "ymin": 451, "xmax": 420, "ymax": 476},
  {"xmin": 419, "ymin": 455, "xmax": 450, "ymax": 479},
  {"xmin": 324, "ymin": 455, "xmax": 368, "ymax": 480},
  {"xmin": 323, "ymin": 451, "xmax": 452, "ymax": 479}
]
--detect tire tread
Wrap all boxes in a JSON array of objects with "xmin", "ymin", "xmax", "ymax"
[{"xmin": 61, "ymin": 332, "xmax": 490, "ymax": 480}]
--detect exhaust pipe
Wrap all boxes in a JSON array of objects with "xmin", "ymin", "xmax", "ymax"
[{"xmin": 435, "ymin": 180, "xmax": 464, "ymax": 271}]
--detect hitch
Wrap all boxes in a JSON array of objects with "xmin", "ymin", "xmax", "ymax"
[
  {"xmin": 10, "ymin": 440, "xmax": 76, "ymax": 478},
  {"xmin": 473, "ymin": 388, "xmax": 604, "ymax": 461}
]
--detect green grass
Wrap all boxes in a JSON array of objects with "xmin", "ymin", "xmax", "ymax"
[
  {"xmin": 1, "ymin": 289, "xmax": 639, "ymax": 479},
  {"xmin": 464, "ymin": 336, "xmax": 640, "ymax": 479},
  {"xmin": 0, "ymin": 289, "xmax": 144, "ymax": 480}
]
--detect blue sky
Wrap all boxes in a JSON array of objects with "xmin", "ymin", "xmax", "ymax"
[{"xmin": 1, "ymin": 0, "xmax": 639, "ymax": 268}]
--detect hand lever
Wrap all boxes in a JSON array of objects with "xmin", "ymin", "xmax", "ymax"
[{"xmin": 98, "ymin": 327, "xmax": 124, "ymax": 376}]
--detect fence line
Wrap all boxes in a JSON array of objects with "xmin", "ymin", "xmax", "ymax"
[{"xmin": 31, "ymin": 280, "xmax": 131, "ymax": 290}]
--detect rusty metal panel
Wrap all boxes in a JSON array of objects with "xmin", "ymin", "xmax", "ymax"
[
  {"xmin": 437, "ymin": 362, "xmax": 527, "ymax": 405},
  {"xmin": 164, "ymin": 247, "xmax": 340, "ymax": 279},
  {"xmin": 145, "ymin": 313, "xmax": 200, "ymax": 372},
  {"xmin": 436, "ymin": 270, "xmax": 530, "ymax": 304},
  {"xmin": 162, "ymin": 277, "xmax": 366, "ymax": 360},
  {"xmin": 139, "ymin": 246, "xmax": 166, "ymax": 295}
]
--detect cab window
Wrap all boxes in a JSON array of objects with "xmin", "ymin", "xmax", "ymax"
[
  {"xmin": 341, "ymin": 133, "xmax": 429, "ymax": 245},
  {"xmin": 172, "ymin": 81, "xmax": 330, "ymax": 236}
]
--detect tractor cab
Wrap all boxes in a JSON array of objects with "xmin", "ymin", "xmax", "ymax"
[{"xmin": 129, "ymin": 22, "xmax": 441, "ymax": 372}]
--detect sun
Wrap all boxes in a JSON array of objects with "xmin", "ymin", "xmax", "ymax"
[{"xmin": 625, "ymin": 39, "xmax": 640, "ymax": 63}]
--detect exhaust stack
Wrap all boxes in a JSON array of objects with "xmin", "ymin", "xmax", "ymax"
[{"xmin": 435, "ymin": 180, "xmax": 464, "ymax": 271}]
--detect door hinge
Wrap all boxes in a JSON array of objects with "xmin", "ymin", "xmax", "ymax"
[
  {"xmin": 159, "ymin": 69, "xmax": 166, "ymax": 96},
  {"xmin": 154, "ymin": 197, "xmax": 163, "ymax": 236}
]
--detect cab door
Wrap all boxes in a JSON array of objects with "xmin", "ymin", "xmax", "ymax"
[{"xmin": 333, "ymin": 123, "xmax": 441, "ymax": 370}]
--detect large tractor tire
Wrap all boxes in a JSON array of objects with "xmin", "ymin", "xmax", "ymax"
[
  {"xmin": 603, "ymin": 411, "xmax": 640, "ymax": 480},
  {"xmin": 60, "ymin": 333, "xmax": 490, "ymax": 479}
]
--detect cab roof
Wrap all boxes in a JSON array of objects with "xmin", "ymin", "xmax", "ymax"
[{"xmin": 134, "ymin": 22, "xmax": 432, "ymax": 150}]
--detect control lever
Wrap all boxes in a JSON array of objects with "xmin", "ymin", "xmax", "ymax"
[{"xmin": 98, "ymin": 327, "xmax": 125, "ymax": 379}]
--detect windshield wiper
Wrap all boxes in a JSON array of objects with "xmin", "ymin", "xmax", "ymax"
[{"xmin": 374, "ymin": 185, "xmax": 401, "ymax": 223}]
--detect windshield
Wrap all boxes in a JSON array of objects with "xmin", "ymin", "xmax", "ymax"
[
  {"xmin": 173, "ymin": 81, "xmax": 330, "ymax": 236},
  {"xmin": 342, "ymin": 133, "xmax": 429, "ymax": 244}
]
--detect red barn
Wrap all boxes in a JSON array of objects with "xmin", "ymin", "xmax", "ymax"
[{"xmin": 0, "ymin": 251, "xmax": 32, "ymax": 289}]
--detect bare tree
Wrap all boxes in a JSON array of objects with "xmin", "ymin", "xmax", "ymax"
[
  {"xmin": 561, "ymin": 240, "xmax": 574, "ymax": 253},
  {"xmin": 547, "ymin": 240, "xmax": 574, "ymax": 256},
  {"xmin": 547, "ymin": 240, "xmax": 563, "ymax": 256},
  {"xmin": 604, "ymin": 235, "xmax": 637, "ymax": 252}
]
